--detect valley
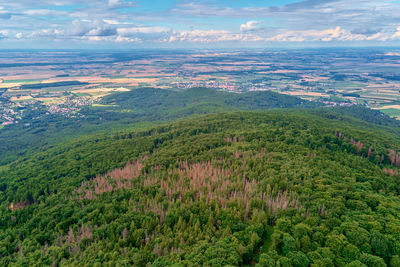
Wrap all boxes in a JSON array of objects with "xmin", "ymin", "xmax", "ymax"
[{"xmin": 2, "ymin": 48, "xmax": 400, "ymax": 129}]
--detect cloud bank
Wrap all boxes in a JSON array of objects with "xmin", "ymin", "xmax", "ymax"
[{"xmin": 0, "ymin": 0, "xmax": 399, "ymax": 47}]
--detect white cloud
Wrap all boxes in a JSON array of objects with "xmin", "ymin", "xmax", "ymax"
[
  {"xmin": 107, "ymin": 0, "xmax": 135, "ymax": 9},
  {"xmin": 0, "ymin": 30, "xmax": 9, "ymax": 36},
  {"xmin": 23, "ymin": 9, "xmax": 66, "ymax": 16},
  {"xmin": 391, "ymin": 26, "xmax": 400, "ymax": 39},
  {"xmin": 25, "ymin": 19, "xmax": 117, "ymax": 41},
  {"xmin": 68, "ymin": 20, "xmax": 117, "ymax": 37},
  {"xmin": 103, "ymin": 19, "xmax": 132, "ymax": 25},
  {"xmin": 117, "ymin": 26, "xmax": 170, "ymax": 35},
  {"xmin": 240, "ymin": 21, "xmax": 260, "ymax": 32},
  {"xmin": 265, "ymin": 26, "xmax": 372, "ymax": 42},
  {"xmin": 112, "ymin": 25, "xmax": 400, "ymax": 44},
  {"xmin": 115, "ymin": 35, "xmax": 141, "ymax": 42},
  {"xmin": 165, "ymin": 29, "xmax": 242, "ymax": 43},
  {"xmin": 108, "ymin": 0, "xmax": 121, "ymax": 7}
]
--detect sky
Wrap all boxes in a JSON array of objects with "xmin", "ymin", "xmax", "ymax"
[{"xmin": 0, "ymin": 0, "xmax": 400, "ymax": 49}]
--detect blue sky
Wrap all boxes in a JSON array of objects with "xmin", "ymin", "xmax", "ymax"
[{"xmin": 0, "ymin": 0, "xmax": 400, "ymax": 48}]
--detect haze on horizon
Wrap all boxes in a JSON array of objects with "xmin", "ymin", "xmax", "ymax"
[{"xmin": 0, "ymin": 0, "xmax": 400, "ymax": 49}]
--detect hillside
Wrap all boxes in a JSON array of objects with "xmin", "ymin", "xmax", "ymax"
[
  {"xmin": 0, "ymin": 87, "xmax": 316, "ymax": 166},
  {"xmin": 98, "ymin": 87, "xmax": 316, "ymax": 119},
  {"xmin": 1, "ymin": 110, "xmax": 400, "ymax": 266}
]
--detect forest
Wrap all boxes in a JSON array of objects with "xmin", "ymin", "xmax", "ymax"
[
  {"xmin": 1, "ymin": 106, "xmax": 400, "ymax": 266},
  {"xmin": 0, "ymin": 87, "xmax": 316, "ymax": 165}
]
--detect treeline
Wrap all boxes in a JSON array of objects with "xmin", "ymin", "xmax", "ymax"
[{"xmin": 20, "ymin": 81, "xmax": 88, "ymax": 90}]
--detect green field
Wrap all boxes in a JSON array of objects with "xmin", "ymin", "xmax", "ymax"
[
  {"xmin": 3, "ymin": 79, "xmax": 43, "ymax": 84},
  {"xmin": 92, "ymin": 103, "xmax": 118, "ymax": 107},
  {"xmin": 380, "ymin": 108, "xmax": 400, "ymax": 118}
]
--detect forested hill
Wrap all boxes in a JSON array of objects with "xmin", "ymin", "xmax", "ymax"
[
  {"xmin": 1, "ymin": 110, "xmax": 400, "ymax": 266},
  {"xmin": 99, "ymin": 87, "xmax": 317, "ymax": 119},
  {"xmin": 0, "ymin": 87, "xmax": 316, "ymax": 166}
]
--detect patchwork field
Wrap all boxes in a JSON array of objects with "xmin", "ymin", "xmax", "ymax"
[{"xmin": 1, "ymin": 48, "xmax": 400, "ymax": 125}]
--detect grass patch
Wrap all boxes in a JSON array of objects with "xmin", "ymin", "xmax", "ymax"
[
  {"xmin": 380, "ymin": 108, "xmax": 400, "ymax": 118},
  {"xmin": 3, "ymin": 79, "xmax": 42, "ymax": 84},
  {"xmin": 74, "ymin": 93, "xmax": 91, "ymax": 97},
  {"xmin": 92, "ymin": 103, "xmax": 119, "ymax": 107}
]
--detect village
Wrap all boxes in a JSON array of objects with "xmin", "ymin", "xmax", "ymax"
[{"xmin": 0, "ymin": 95, "xmax": 96, "ymax": 126}]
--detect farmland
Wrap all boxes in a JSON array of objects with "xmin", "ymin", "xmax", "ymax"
[{"xmin": 1, "ymin": 48, "xmax": 400, "ymax": 126}]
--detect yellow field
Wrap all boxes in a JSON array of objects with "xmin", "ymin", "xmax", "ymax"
[
  {"xmin": 74, "ymin": 87, "xmax": 131, "ymax": 98},
  {"xmin": 282, "ymin": 91, "xmax": 330, "ymax": 97},
  {"xmin": 0, "ymin": 83, "xmax": 21, "ymax": 88},
  {"xmin": 373, "ymin": 105, "xmax": 400, "ymax": 110},
  {"xmin": 10, "ymin": 95, "xmax": 33, "ymax": 101},
  {"xmin": 301, "ymin": 75, "xmax": 330, "ymax": 82},
  {"xmin": 34, "ymin": 97, "xmax": 64, "ymax": 105}
]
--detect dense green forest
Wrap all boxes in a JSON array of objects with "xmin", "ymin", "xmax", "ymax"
[
  {"xmin": 1, "ymin": 108, "xmax": 400, "ymax": 266},
  {"xmin": 0, "ymin": 87, "xmax": 316, "ymax": 166}
]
